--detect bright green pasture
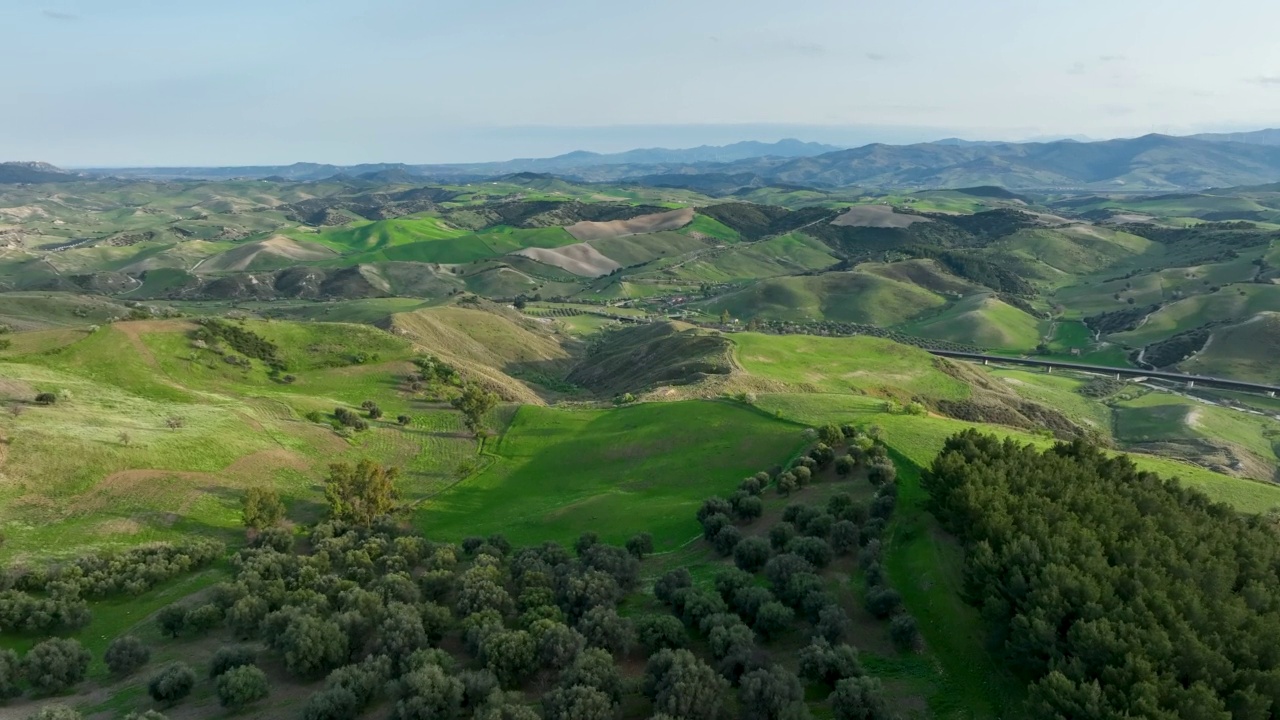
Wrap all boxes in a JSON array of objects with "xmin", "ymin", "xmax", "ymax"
[
  {"xmin": 733, "ymin": 332, "xmax": 970, "ymax": 400},
  {"xmin": 416, "ymin": 401, "xmax": 807, "ymax": 548}
]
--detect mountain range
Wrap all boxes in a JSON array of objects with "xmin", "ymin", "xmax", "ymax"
[{"xmin": 9, "ymin": 128, "xmax": 1280, "ymax": 191}]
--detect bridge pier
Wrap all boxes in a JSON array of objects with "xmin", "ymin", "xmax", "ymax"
[
  {"xmin": 1269, "ymin": 391, "xmax": 1276, "ymax": 398},
  {"xmin": 1186, "ymin": 380, "xmax": 1195, "ymax": 389},
  {"xmin": 1046, "ymin": 366, "xmax": 1053, "ymax": 374},
  {"xmin": 982, "ymin": 358, "xmax": 989, "ymax": 366},
  {"xmin": 1115, "ymin": 373, "xmax": 1121, "ymax": 381}
]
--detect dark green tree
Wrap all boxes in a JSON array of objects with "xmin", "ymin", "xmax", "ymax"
[
  {"xmin": 643, "ymin": 649, "xmax": 728, "ymax": 720},
  {"xmin": 0, "ymin": 648, "xmax": 20, "ymax": 699},
  {"xmin": 637, "ymin": 614, "xmax": 687, "ymax": 652},
  {"xmin": 831, "ymin": 676, "xmax": 892, "ymax": 720},
  {"xmin": 209, "ymin": 646, "xmax": 256, "ymax": 678},
  {"xmin": 626, "ymin": 532, "xmax": 654, "ymax": 559},
  {"xmin": 541, "ymin": 685, "xmax": 614, "ymax": 720},
  {"xmin": 452, "ymin": 383, "xmax": 498, "ymax": 435},
  {"xmin": 23, "ymin": 638, "xmax": 91, "ymax": 694},
  {"xmin": 104, "ymin": 635, "xmax": 150, "ymax": 676},
  {"xmin": 734, "ymin": 536, "xmax": 772, "ymax": 573},
  {"xmin": 216, "ymin": 665, "xmax": 269, "ymax": 709},
  {"xmin": 242, "ymin": 487, "xmax": 286, "ymax": 529},
  {"xmin": 324, "ymin": 459, "xmax": 399, "ymax": 525},
  {"xmin": 147, "ymin": 662, "xmax": 196, "ymax": 706},
  {"xmin": 281, "ymin": 615, "xmax": 348, "ymax": 678},
  {"xmin": 394, "ymin": 664, "xmax": 464, "ymax": 720},
  {"xmin": 740, "ymin": 665, "xmax": 810, "ymax": 720}
]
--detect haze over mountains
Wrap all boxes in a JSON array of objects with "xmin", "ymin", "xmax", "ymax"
[{"xmin": 7, "ymin": 128, "xmax": 1280, "ymax": 191}]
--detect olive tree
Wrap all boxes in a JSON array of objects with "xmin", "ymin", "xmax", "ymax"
[
  {"xmin": 242, "ymin": 487, "xmax": 286, "ymax": 529},
  {"xmin": 831, "ymin": 676, "xmax": 893, "ymax": 720},
  {"xmin": 104, "ymin": 635, "xmax": 150, "ymax": 676},
  {"xmin": 643, "ymin": 649, "xmax": 729, "ymax": 720},
  {"xmin": 147, "ymin": 662, "xmax": 196, "ymax": 706},
  {"xmin": 23, "ymin": 638, "xmax": 91, "ymax": 694},
  {"xmin": 0, "ymin": 648, "xmax": 20, "ymax": 699},
  {"xmin": 739, "ymin": 665, "xmax": 808, "ymax": 720},
  {"xmin": 216, "ymin": 664, "xmax": 269, "ymax": 709}
]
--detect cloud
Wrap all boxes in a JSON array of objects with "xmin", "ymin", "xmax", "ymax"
[
  {"xmin": 1098, "ymin": 55, "xmax": 1126, "ymax": 63},
  {"xmin": 1067, "ymin": 62, "xmax": 1087, "ymax": 75},
  {"xmin": 769, "ymin": 40, "xmax": 827, "ymax": 58},
  {"xmin": 865, "ymin": 52, "xmax": 888, "ymax": 62},
  {"xmin": 1252, "ymin": 76, "xmax": 1280, "ymax": 86},
  {"xmin": 42, "ymin": 9, "xmax": 77, "ymax": 20}
]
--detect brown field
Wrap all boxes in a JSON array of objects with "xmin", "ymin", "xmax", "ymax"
[
  {"xmin": 196, "ymin": 235, "xmax": 338, "ymax": 273},
  {"xmin": 832, "ymin": 204, "xmax": 934, "ymax": 228},
  {"xmin": 564, "ymin": 207, "xmax": 695, "ymax": 241},
  {"xmin": 513, "ymin": 242, "xmax": 622, "ymax": 277}
]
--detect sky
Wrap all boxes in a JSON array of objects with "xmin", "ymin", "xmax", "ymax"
[{"xmin": 3, "ymin": 0, "xmax": 1279, "ymax": 166}]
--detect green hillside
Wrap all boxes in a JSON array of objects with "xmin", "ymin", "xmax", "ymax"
[
  {"xmin": 418, "ymin": 401, "xmax": 805, "ymax": 548},
  {"xmin": 701, "ymin": 271, "xmax": 948, "ymax": 325},
  {"xmin": 903, "ymin": 294, "xmax": 1045, "ymax": 351}
]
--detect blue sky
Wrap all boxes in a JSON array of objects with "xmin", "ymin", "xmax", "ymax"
[{"xmin": 4, "ymin": 0, "xmax": 1279, "ymax": 165}]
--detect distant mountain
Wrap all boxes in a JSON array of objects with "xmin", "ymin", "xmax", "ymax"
[
  {"xmin": 74, "ymin": 131, "xmax": 1280, "ymax": 191},
  {"xmin": 0, "ymin": 161, "xmax": 77, "ymax": 184},
  {"xmin": 1189, "ymin": 128, "xmax": 1280, "ymax": 146},
  {"xmin": 649, "ymin": 134, "xmax": 1280, "ymax": 191},
  {"xmin": 86, "ymin": 140, "xmax": 842, "ymax": 182},
  {"xmin": 95, "ymin": 162, "xmax": 416, "ymax": 181}
]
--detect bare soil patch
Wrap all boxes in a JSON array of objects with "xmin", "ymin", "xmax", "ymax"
[
  {"xmin": 565, "ymin": 208, "xmax": 694, "ymax": 241},
  {"xmin": 832, "ymin": 205, "xmax": 933, "ymax": 228},
  {"xmin": 514, "ymin": 243, "xmax": 622, "ymax": 277},
  {"xmin": 199, "ymin": 235, "xmax": 338, "ymax": 273}
]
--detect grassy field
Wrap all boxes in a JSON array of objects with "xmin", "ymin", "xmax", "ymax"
[
  {"xmin": 1181, "ymin": 312, "xmax": 1280, "ymax": 384},
  {"xmin": 702, "ymin": 271, "xmax": 947, "ymax": 325},
  {"xmin": 753, "ymin": 392, "xmax": 1280, "ymax": 514},
  {"xmin": 733, "ymin": 332, "xmax": 971, "ymax": 400},
  {"xmin": 1113, "ymin": 284, "xmax": 1280, "ymax": 346},
  {"xmin": 0, "ymin": 318, "xmax": 492, "ymax": 559},
  {"xmin": 903, "ymin": 295, "xmax": 1045, "ymax": 352},
  {"xmin": 416, "ymin": 401, "xmax": 807, "ymax": 549}
]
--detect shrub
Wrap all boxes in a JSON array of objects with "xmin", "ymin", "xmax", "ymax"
[
  {"xmin": 148, "ymin": 662, "xmax": 196, "ymax": 706},
  {"xmin": 890, "ymin": 614, "xmax": 923, "ymax": 652},
  {"xmin": 626, "ymin": 532, "xmax": 653, "ymax": 559},
  {"xmin": 185, "ymin": 603, "xmax": 223, "ymax": 633},
  {"xmin": 242, "ymin": 486, "xmax": 286, "ymax": 529},
  {"xmin": 23, "ymin": 638, "xmax": 91, "ymax": 694},
  {"xmin": 216, "ymin": 664, "xmax": 269, "ymax": 708},
  {"xmin": 34, "ymin": 392, "xmax": 57, "ymax": 405},
  {"xmin": 739, "ymin": 665, "xmax": 806, "ymax": 720},
  {"xmin": 209, "ymin": 645, "xmax": 256, "ymax": 678},
  {"xmin": 0, "ymin": 648, "xmax": 20, "ymax": 699},
  {"xmin": 864, "ymin": 586, "xmax": 903, "ymax": 619},
  {"xmin": 832, "ymin": 676, "xmax": 892, "ymax": 720},
  {"xmin": 28, "ymin": 706, "xmax": 81, "ymax": 720},
  {"xmin": 817, "ymin": 604, "xmax": 851, "ymax": 643},
  {"xmin": 104, "ymin": 635, "xmax": 150, "ymax": 676},
  {"xmin": 799, "ymin": 639, "xmax": 863, "ymax": 687},
  {"xmin": 654, "ymin": 568, "xmax": 693, "ymax": 605},
  {"xmin": 397, "ymin": 415, "xmax": 411, "ymax": 426}
]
